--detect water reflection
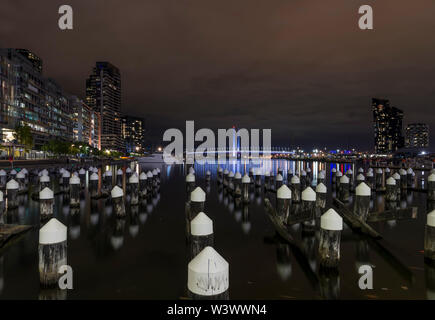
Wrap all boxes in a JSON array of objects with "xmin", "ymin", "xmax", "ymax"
[
  {"xmin": 111, "ymin": 218, "xmax": 125, "ymax": 251},
  {"xmin": 0, "ymin": 159, "xmax": 431, "ymax": 299},
  {"xmin": 319, "ymin": 268, "xmax": 340, "ymax": 300},
  {"xmin": 276, "ymin": 244, "xmax": 292, "ymax": 281},
  {"xmin": 425, "ymin": 263, "xmax": 435, "ymax": 300},
  {"xmin": 38, "ymin": 288, "xmax": 67, "ymax": 300}
]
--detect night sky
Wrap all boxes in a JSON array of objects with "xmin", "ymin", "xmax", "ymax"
[{"xmin": 1, "ymin": 0, "xmax": 434, "ymax": 150}]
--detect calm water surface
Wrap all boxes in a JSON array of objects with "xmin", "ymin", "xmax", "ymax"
[{"xmin": 0, "ymin": 159, "xmax": 433, "ymax": 299}]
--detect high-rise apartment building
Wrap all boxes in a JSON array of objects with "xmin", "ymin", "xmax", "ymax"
[
  {"xmin": 70, "ymin": 96, "xmax": 101, "ymax": 150},
  {"xmin": 372, "ymin": 98, "xmax": 404, "ymax": 153},
  {"xmin": 121, "ymin": 115, "xmax": 145, "ymax": 153},
  {"xmin": 0, "ymin": 48, "xmax": 74, "ymax": 148},
  {"xmin": 86, "ymin": 62, "xmax": 122, "ymax": 151},
  {"xmin": 405, "ymin": 123, "xmax": 429, "ymax": 148}
]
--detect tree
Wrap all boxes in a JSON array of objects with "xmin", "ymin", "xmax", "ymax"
[{"xmin": 14, "ymin": 124, "xmax": 34, "ymax": 151}]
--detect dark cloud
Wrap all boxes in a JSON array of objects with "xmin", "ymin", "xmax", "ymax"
[{"xmin": 1, "ymin": 0, "xmax": 434, "ymax": 150}]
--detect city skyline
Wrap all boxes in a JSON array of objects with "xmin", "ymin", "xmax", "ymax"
[{"xmin": 1, "ymin": 1, "xmax": 435, "ymax": 150}]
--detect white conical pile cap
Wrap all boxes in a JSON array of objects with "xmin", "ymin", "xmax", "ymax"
[
  {"xmin": 431, "ymin": 168, "xmax": 435, "ymax": 174},
  {"xmin": 376, "ymin": 168, "xmax": 383, "ymax": 174},
  {"xmin": 301, "ymin": 170, "xmax": 307, "ymax": 176},
  {"xmin": 316, "ymin": 183, "xmax": 327, "ymax": 193},
  {"xmin": 265, "ymin": 171, "xmax": 270, "ymax": 177},
  {"xmin": 385, "ymin": 168, "xmax": 391, "ymax": 172},
  {"xmin": 156, "ymin": 168, "xmax": 161, "ymax": 173},
  {"xmin": 0, "ymin": 190, "xmax": 3, "ymax": 202},
  {"xmin": 223, "ymin": 169, "xmax": 229, "ymax": 175},
  {"xmin": 340, "ymin": 175, "xmax": 349, "ymax": 184},
  {"xmin": 147, "ymin": 171, "xmax": 153, "ymax": 178},
  {"xmin": 0, "ymin": 169, "xmax": 6, "ymax": 176},
  {"xmin": 111, "ymin": 186, "xmax": 123, "ymax": 198},
  {"xmin": 40, "ymin": 174, "xmax": 50, "ymax": 183},
  {"xmin": 336, "ymin": 171, "xmax": 343, "ymax": 177},
  {"xmin": 189, "ymin": 167, "xmax": 195, "ymax": 174},
  {"xmin": 69, "ymin": 175, "xmax": 80, "ymax": 185},
  {"xmin": 399, "ymin": 169, "xmax": 407, "ymax": 175},
  {"xmin": 186, "ymin": 173, "xmax": 195, "ymax": 182},
  {"xmin": 188, "ymin": 246, "xmax": 229, "ymax": 296},
  {"xmin": 277, "ymin": 185, "xmax": 292, "ymax": 199},
  {"xmin": 39, "ymin": 187, "xmax": 54, "ymax": 200},
  {"xmin": 393, "ymin": 172, "xmax": 400, "ymax": 180},
  {"xmin": 117, "ymin": 169, "xmax": 123, "ymax": 175},
  {"xmin": 41, "ymin": 169, "xmax": 49, "ymax": 176},
  {"xmin": 129, "ymin": 174, "xmax": 139, "ymax": 183},
  {"xmin": 302, "ymin": 187, "xmax": 316, "ymax": 201},
  {"xmin": 318, "ymin": 171, "xmax": 325, "ymax": 179},
  {"xmin": 366, "ymin": 171, "xmax": 373, "ymax": 177},
  {"xmin": 368, "ymin": 167, "xmax": 373, "ymax": 172},
  {"xmin": 427, "ymin": 210, "xmax": 435, "ymax": 227},
  {"xmin": 22, "ymin": 168, "xmax": 28, "ymax": 174},
  {"xmin": 428, "ymin": 174, "xmax": 435, "ymax": 182},
  {"xmin": 191, "ymin": 212, "xmax": 213, "ymax": 236},
  {"xmin": 105, "ymin": 170, "xmax": 113, "ymax": 176},
  {"xmin": 306, "ymin": 167, "xmax": 311, "ymax": 172},
  {"xmin": 228, "ymin": 171, "xmax": 234, "ymax": 178},
  {"xmin": 6, "ymin": 179, "xmax": 19, "ymax": 189},
  {"xmin": 291, "ymin": 175, "xmax": 300, "ymax": 184},
  {"xmin": 356, "ymin": 174, "xmax": 365, "ymax": 181},
  {"xmin": 356, "ymin": 182, "xmax": 371, "ymax": 196},
  {"xmin": 90, "ymin": 172, "xmax": 99, "ymax": 181},
  {"xmin": 358, "ymin": 168, "xmax": 364, "ymax": 173},
  {"xmin": 235, "ymin": 172, "xmax": 241, "ymax": 179},
  {"xmin": 152, "ymin": 169, "xmax": 158, "ymax": 176},
  {"xmin": 407, "ymin": 168, "xmax": 413, "ymax": 174},
  {"xmin": 16, "ymin": 171, "xmax": 25, "ymax": 179},
  {"xmin": 73, "ymin": 172, "xmax": 78, "ymax": 177},
  {"xmin": 10, "ymin": 169, "xmax": 17, "ymax": 175},
  {"xmin": 191, "ymin": 187, "xmax": 206, "ymax": 202},
  {"xmin": 39, "ymin": 218, "xmax": 67, "ymax": 244},
  {"xmin": 206, "ymin": 170, "xmax": 211, "ymax": 175},
  {"xmin": 346, "ymin": 169, "xmax": 353, "ymax": 175},
  {"xmin": 387, "ymin": 177, "xmax": 396, "ymax": 185},
  {"xmin": 126, "ymin": 167, "xmax": 132, "ymax": 173},
  {"xmin": 255, "ymin": 168, "xmax": 263, "ymax": 176},
  {"xmin": 140, "ymin": 172, "xmax": 147, "ymax": 180},
  {"xmin": 321, "ymin": 209, "xmax": 343, "ymax": 231},
  {"xmin": 331, "ymin": 168, "xmax": 337, "ymax": 173},
  {"xmin": 218, "ymin": 167, "xmax": 223, "ymax": 173},
  {"xmin": 276, "ymin": 174, "xmax": 283, "ymax": 181},
  {"xmin": 79, "ymin": 168, "xmax": 86, "ymax": 175},
  {"xmin": 242, "ymin": 174, "xmax": 250, "ymax": 183},
  {"xmin": 62, "ymin": 171, "xmax": 70, "ymax": 178}
]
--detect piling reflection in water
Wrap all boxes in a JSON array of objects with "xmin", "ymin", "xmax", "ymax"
[
  {"xmin": 319, "ymin": 267, "xmax": 340, "ymax": 300},
  {"xmin": 276, "ymin": 244, "xmax": 292, "ymax": 281},
  {"xmin": 111, "ymin": 218, "xmax": 125, "ymax": 251}
]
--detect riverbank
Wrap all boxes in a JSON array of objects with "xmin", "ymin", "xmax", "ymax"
[{"xmin": 0, "ymin": 157, "xmax": 133, "ymax": 170}]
